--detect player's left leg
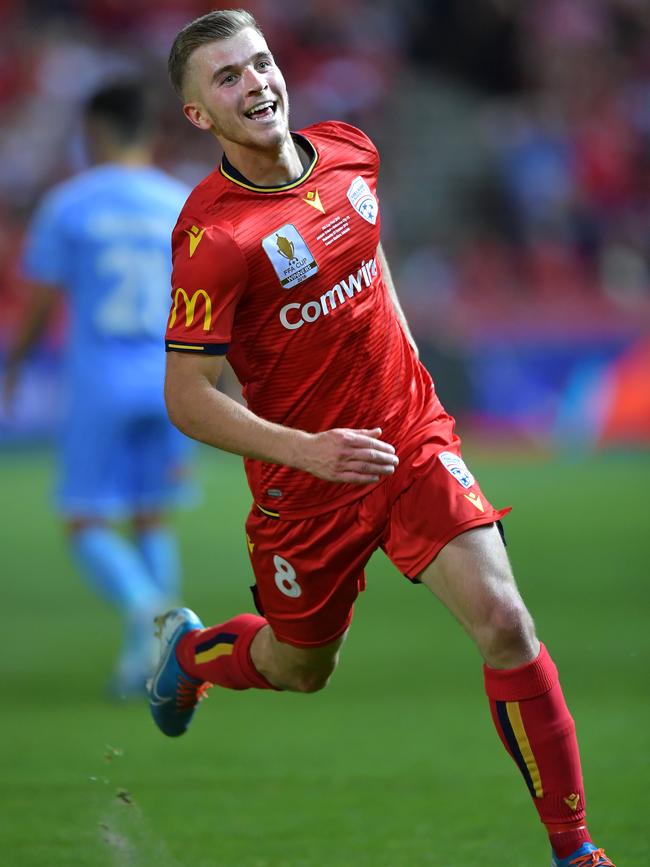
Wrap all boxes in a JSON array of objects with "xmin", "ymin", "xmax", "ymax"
[
  {"xmin": 417, "ymin": 524, "xmax": 614, "ymax": 866},
  {"xmin": 380, "ymin": 433, "xmax": 614, "ymax": 865}
]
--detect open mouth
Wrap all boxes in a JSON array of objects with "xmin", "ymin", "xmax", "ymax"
[{"xmin": 244, "ymin": 100, "xmax": 278, "ymax": 121}]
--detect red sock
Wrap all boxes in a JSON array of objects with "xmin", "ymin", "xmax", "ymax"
[
  {"xmin": 484, "ymin": 643, "xmax": 591, "ymax": 859},
  {"xmin": 176, "ymin": 613, "xmax": 278, "ymax": 691}
]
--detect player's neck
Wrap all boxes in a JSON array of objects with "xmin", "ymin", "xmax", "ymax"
[
  {"xmin": 94, "ymin": 144, "xmax": 153, "ymax": 168},
  {"xmin": 222, "ymin": 135, "xmax": 306, "ymax": 187}
]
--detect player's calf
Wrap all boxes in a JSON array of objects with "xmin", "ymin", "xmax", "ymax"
[{"xmin": 249, "ymin": 626, "xmax": 347, "ymax": 693}]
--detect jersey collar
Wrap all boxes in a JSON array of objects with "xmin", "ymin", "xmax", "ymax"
[{"xmin": 219, "ymin": 133, "xmax": 317, "ymax": 193}]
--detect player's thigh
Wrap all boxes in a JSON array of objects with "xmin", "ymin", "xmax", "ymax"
[
  {"xmin": 416, "ymin": 522, "xmax": 522, "ymax": 633},
  {"xmin": 245, "ymin": 502, "xmax": 380, "ymax": 649},
  {"xmin": 417, "ymin": 523, "xmax": 538, "ymax": 664}
]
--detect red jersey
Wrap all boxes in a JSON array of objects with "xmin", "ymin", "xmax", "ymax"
[{"xmin": 166, "ymin": 121, "xmax": 443, "ymax": 518}]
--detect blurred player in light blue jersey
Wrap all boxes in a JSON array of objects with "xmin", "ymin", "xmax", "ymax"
[{"xmin": 3, "ymin": 79, "xmax": 194, "ymax": 697}]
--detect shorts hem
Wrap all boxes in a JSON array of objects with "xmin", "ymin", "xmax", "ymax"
[
  {"xmin": 405, "ymin": 507, "xmax": 511, "ymax": 581},
  {"xmin": 268, "ymin": 618, "xmax": 351, "ymax": 649}
]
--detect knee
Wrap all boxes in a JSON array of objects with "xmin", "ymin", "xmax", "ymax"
[
  {"xmin": 478, "ymin": 593, "xmax": 537, "ymax": 666},
  {"xmin": 285, "ymin": 662, "xmax": 337, "ymax": 694}
]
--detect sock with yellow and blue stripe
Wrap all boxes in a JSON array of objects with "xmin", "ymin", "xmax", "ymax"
[
  {"xmin": 176, "ymin": 613, "xmax": 277, "ymax": 690},
  {"xmin": 484, "ymin": 643, "xmax": 591, "ymax": 859}
]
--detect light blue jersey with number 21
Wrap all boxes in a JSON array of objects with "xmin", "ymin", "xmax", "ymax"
[
  {"xmin": 22, "ymin": 163, "xmax": 192, "ymax": 517},
  {"xmin": 23, "ymin": 163, "xmax": 189, "ymax": 396}
]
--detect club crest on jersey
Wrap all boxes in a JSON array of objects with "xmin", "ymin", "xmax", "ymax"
[
  {"xmin": 261, "ymin": 223, "xmax": 318, "ymax": 289},
  {"xmin": 347, "ymin": 176, "xmax": 378, "ymax": 225},
  {"xmin": 438, "ymin": 451, "xmax": 475, "ymax": 489}
]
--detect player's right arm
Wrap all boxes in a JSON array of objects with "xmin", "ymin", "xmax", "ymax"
[
  {"xmin": 5, "ymin": 186, "xmax": 66, "ymax": 410},
  {"xmin": 165, "ymin": 351, "xmax": 398, "ymax": 485},
  {"xmin": 2, "ymin": 280, "xmax": 58, "ymax": 409}
]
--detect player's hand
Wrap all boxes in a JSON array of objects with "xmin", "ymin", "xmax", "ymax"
[{"xmin": 298, "ymin": 427, "xmax": 398, "ymax": 485}]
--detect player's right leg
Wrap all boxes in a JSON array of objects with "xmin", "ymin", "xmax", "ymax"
[
  {"xmin": 147, "ymin": 607, "xmax": 348, "ymax": 736},
  {"xmin": 148, "ymin": 499, "xmax": 376, "ymax": 737}
]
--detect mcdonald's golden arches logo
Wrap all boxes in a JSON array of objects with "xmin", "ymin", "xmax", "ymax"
[{"xmin": 169, "ymin": 288, "xmax": 212, "ymax": 331}]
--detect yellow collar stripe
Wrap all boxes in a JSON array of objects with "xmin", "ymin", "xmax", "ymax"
[{"xmin": 220, "ymin": 138, "xmax": 317, "ymax": 193}]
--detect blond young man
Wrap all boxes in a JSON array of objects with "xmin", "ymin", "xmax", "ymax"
[{"xmin": 148, "ymin": 11, "xmax": 614, "ymax": 866}]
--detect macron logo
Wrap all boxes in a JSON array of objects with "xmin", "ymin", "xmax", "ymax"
[
  {"xmin": 279, "ymin": 258, "xmax": 377, "ymax": 331},
  {"xmin": 185, "ymin": 225, "xmax": 205, "ymax": 257}
]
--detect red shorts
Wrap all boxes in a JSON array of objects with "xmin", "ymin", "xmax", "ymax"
[{"xmin": 244, "ymin": 429, "xmax": 510, "ymax": 648}]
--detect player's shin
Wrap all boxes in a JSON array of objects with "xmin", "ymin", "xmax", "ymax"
[
  {"xmin": 483, "ymin": 643, "xmax": 593, "ymax": 859},
  {"xmin": 177, "ymin": 613, "xmax": 278, "ymax": 690}
]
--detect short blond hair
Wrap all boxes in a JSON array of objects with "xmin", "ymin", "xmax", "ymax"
[{"xmin": 168, "ymin": 9, "xmax": 264, "ymax": 97}]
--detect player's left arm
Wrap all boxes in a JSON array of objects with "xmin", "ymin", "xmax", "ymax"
[
  {"xmin": 377, "ymin": 242, "xmax": 419, "ymax": 359},
  {"xmin": 2, "ymin": 280, "xmax": 58, "ymax": 409}
]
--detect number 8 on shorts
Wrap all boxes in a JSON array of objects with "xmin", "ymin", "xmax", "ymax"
[{"xmin": 273, "ymin": 555, "xmax": 302, "ymax": 598}]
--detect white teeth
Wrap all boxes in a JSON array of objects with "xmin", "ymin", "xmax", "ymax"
[{"xmin": 247, "ymin": 101, "xmax": 274, "ymax": 117}]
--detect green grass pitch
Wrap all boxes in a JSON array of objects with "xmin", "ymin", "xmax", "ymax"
[{"xmin": 1, "ymin": 445, "xmax": 648, "ymax": 866}]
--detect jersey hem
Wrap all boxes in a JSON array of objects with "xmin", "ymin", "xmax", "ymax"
[
  {"xmin": 252, "ymin": 476, "xmax": 384, "ymax": 521},
  {"xmin": 248, "ymin": 413, "xmax": 448, "ymax": 521}
]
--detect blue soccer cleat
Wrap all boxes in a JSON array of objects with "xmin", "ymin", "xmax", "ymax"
[
  {"xmin": 552, "ymin": 843, "xmax": 616, "ymax": 866},
  {"xmin": 147, "ymin": 607, "xmax": 208, "ymax": 737}
]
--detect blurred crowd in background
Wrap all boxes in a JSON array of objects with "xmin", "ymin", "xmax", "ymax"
[{"xmin": 1, "ymin": 0, "xmax": 649, "ymax": 445}]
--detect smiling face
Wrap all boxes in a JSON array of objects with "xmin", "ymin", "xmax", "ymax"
[{"xmin": 182, "ymin": 27, "xmax": 290, "ymax": 158}]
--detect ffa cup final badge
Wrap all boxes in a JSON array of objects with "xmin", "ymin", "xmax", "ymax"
[{"xmin": 262, "ymin": 223, "xmax": 319, "ymax": 289}]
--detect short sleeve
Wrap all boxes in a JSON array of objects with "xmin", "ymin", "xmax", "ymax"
[
  {"xmin": 165, "ymin": 217, "xmax": 248, "ymax": 355},
  {"xmin": 22, "ymin": 190, "xmax": 68, "ymax": 287}
]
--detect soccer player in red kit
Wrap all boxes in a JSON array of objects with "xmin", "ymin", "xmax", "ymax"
[{"xmin": 149, "ymin": 10, "xmax": 615, "ymax": 866}]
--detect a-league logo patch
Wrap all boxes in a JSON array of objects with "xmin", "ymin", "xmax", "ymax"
[
  {"xmin": 347, "ymin": 176, "xmax": 378, "ymax": 225},
  {"xmin": 261, "ymin": 223, "xmax": 318, "ymax": 289},
  {"xmin": 438, "ymin": 451, "xmax": 475, "ymax": 489}
]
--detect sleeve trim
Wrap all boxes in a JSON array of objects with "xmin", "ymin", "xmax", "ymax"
[{"xmin": 165, "ymin": 341, "xmax": 229, "ymax": 355}]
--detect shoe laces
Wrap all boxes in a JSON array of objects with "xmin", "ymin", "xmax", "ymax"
[
  {"xmin": 569, "ymin": 849, "xmax": 614, "ymax": 867},
  {"xmin": 176, "ymin": 675, "xmax": 212, "ymax": 709}
]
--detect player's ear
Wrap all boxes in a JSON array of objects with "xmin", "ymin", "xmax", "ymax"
[{"xmin": 183, "ymin": 101, "xmax": 213, "ymax": 132}]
